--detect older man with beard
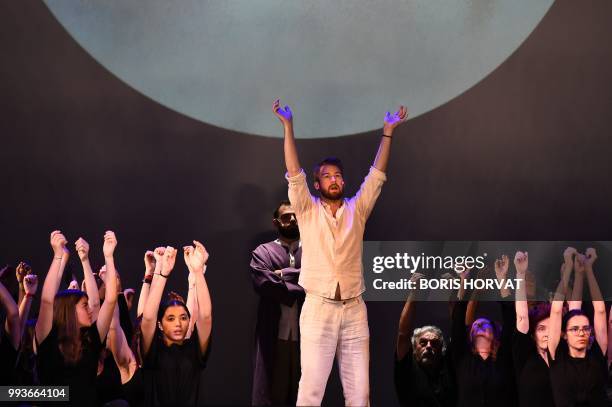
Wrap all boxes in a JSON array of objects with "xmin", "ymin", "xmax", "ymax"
[
  {"xmin": 273, "ymin": 99, "xmax": 408, "ymax": 406},
  {"xmin": 395, "ymin": 273, "xmax": 456, "ymax": 407},
  {"xmin": 250, "ymin": 200, "xmax": 304, "ymax": 406}
]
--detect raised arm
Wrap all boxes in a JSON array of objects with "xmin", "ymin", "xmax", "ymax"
[
  {"xmin": 19, "ymin": 274, "xmax": 38, "ymax": 344},
  {"xmin": 75, "ymin": 237, "xmax": 100, "ymax": 321},
  {"xmin": 583, "ymin": 248, "xmax": 607, "ymax": 355},
  {"xmin": 108, "ymin": 300, "xmax": 137, "ymax": 384},
  {"xmin": 137, "ymin": 250, "xmax": 156, "ymax": 318},
  {"xmin": 273, "ymin": 99, "xmax": 301, "ymax": 177},
  {"xmin": 183, "ymin": 251, "xmax": 199, "ymax": 340},
  {"xmin": 0, "ymin": 275, "xmax": 20, "ymax": 349},
  {"xmin": 15, "ymin": 262, "xmax": 28, "ymax": 306},
  {"xmin": 35, "ymin": 231, "xmax": 69, "ymax": 344},
  {"xmin": 374, "ymin": 106, "xmax": 407, "ymax": 173},
  {"xmin": 96, "ymin": 231, "xmax": 118, "ymax": 343},
  {"xmin": 397, "ymin": 273, "xmax": 425, "ymax": 360},
  {"xmin": 495, "ymin": 255, "xmax": 512, "ymax": 299},
  {"xmin": 141, "ymin": 247, "xmax": 174, "ymax": 356},
  {"xmin": 184, "ymin": 241, "xmax": 212, "ymax": 355},
  {"xmin": 514, "ymin": 251, "xmax": 529, "ymax": 334},
  {"xmin": 548, "ymin": 247, "xmax": 575, "ymax": 359},
  {"xmin": 567, "ymin": 252, "xmax": 585, "ymax": 311}
]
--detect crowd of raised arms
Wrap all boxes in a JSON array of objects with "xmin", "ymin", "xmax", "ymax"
[
  {"xmin": 0, "ymin": 232, "xmax": 610, "ymax": 406},
  {"xmin": 0, "ymin": 230, "xmax": 212, "ymax": 406},
  {"xmin": 0, "ymin": 100, "xmax": 610, "ymax": 406}
]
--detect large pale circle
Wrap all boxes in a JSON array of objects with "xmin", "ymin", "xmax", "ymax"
[{"xmin": 44, "ymin": 1, "xmax": 553, "ymax": 138}]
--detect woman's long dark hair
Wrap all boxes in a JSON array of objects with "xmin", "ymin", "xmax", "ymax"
[{"xmin": 53, "ymin": 289, "xmax": 89, "ymax": 365}]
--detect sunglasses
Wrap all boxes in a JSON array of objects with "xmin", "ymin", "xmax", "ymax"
[{"xmin": 278, "ymin": 213, "xmax": 297, "ymax": 223}]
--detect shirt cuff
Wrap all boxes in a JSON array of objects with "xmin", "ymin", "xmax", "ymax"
[
  {"xmin": 369, "ymin": 166, "xmax": 387, "ymax": 182},
  {"xmin": 285, "ymin": 168, "xmax": 307, "ymax": 184}
]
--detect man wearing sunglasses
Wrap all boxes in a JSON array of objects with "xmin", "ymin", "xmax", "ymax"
[
  {"xmin": 273, "ymin": 99, "xmax": 408, "ymax": 406},
  {"xmin": 250, "ymin": 200, "xmax": 304, "ymax": 406}
]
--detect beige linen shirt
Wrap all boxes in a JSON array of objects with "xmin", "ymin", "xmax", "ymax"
[{"xmin": 286, "ymin": 166, "xmax": 386, "ymax": 299}]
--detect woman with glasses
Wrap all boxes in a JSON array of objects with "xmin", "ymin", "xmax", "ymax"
[
  {"xmin": 548, "ymin": 248, "xmax": 609, "ymax": 407},
  {"xmin": 451, "ymin": 256, "xmax": 517, "ymax": 407}
]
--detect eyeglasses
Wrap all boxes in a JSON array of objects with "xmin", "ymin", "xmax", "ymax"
[
  {"xmin": 278, "ymin": 213, "xmax": 297, "ymax": 223},
  {"xmin": 567, "ymin": 326, "xmax": 592, "ymax": 335}
]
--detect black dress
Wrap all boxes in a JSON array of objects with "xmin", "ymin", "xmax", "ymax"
[
  {"xmin": 548, "ymin": 340, "xmax": 610, "ymax": 407},
  {"xmin": 0, "ymin": 327, "xmax": 18, "ymax": 385},
  {"xmin": 451, "ymin": 300, "xmax": 517, "ymax": 407},
  {"xmin": 37, "ymin": 323, "xmax": 104, "ymax": 406},
  {"xmin": 394, "ymin": 347, "xmax": 456, "ymax": 407},
  {"xmin": 512, "ymin": 328, "xmax": 555, "ymax": 407},
  {"xmin": 142, "ymin": 328, "xmax": 211, "ymax": 407},
  {"xmin": 122, "ymin": 367, "xmax": 145, "ymax": 407}
]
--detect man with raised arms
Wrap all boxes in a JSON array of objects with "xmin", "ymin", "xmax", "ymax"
[{"xmin": 273, "ymin": 99, "xmax": 407, "ymax": 406}]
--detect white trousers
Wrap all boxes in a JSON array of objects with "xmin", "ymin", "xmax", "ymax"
[{"xmin": 296, "ymin": 294, "xmax": 370, "ymax": 407}]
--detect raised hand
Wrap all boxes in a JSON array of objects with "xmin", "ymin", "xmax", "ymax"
[
  {"xmin": 409, "ymin": 272, "xmax": 425, "ymax": 289},
  {"xmin": 103, "ymin": 231, "xmax": 117, "ymax": 257},
  {"xmin": 16, "ymin": 261, "xmax": 31, "ymax": 284},
  {"xmin": 99, "ymin": 265, "xmax": 107, "ymax": 282},
  {"xmin": 192, "ymin": 241, "xmax": 209, "ymax": 272},
  {"xmin": 24, "ymin": 274, "xmax": 38, "ymax": 296},
  {"xmin": 75, "ymin": 238, "xmax": 90, "ymax": 261},
  {"xmin": 272, "ymin": 99, "xmax": 293, "ymax": 127},
  {"xmin": 513, "ymin": 251, "xmax": 529, "ymax": 276},
  {"xmin": 585, "ymin": 247, "xmax": 597, "ymax": 267},
  {"xmin": 563, "ymin": 247, "xmax": 577, "ymax": 264},
  {"xmin": 161, "ymin": 246, "xmax": 177, "ymax": 276},
  {"xmin": 574, "ymin": 253, "xmax": 586, "ymax": 275},
  {"xmin": 183, "ymin": 246, "xmax": 194, "ymax": 273},
  {"xmin": 153, "ymin": 247, "xmax": 166, "ymax": 263},
  {"xmin": 50, "ymin": 230, "xmax": 69, "ymax": 259},
  {"xmin": 144, "ymin": 250, "xmax": 156, "ymax": 276},
  {"xmin": 495, "ymin": 255, "xmax": 509, "ymax": 280},
  {"xmin": 383, "ymin": 105, "xmax": 408, "ymax": 136}
]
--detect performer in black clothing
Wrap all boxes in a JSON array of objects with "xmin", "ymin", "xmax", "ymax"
[
  {"xmin": 548, "ymin": 248, "xmax": 609, "ymax": 407},
  {"xmin": 250, "ymin": 200, "xmax": 304, "ymax": 406},
  {"xmin": 450, "ymin": 256, "xmax": 517, "ymax": 407},
  {"xmin": 394, "ymin": 273, "xmax": 455, "ymax": 407},
  {"xmin": 140, "ymin": 242, "xmax": 212, "ymax": 407},
  {"xmin": 513, "ymin": 251, "xmax": 555, "ymax": 407},
  {"xmin": 0, "ymin": 269, "xmax": 20, "ymax": 385},
  {"xmin": 35, "ymin": 230, "xmax": 119, "ymax": 406}
]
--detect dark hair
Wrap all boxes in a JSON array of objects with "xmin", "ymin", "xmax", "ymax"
[
  {"xmin": 131, "ymin": 316, "xmax": 144, "ymax": 367},
  {"xmin": 53, "ymin": 289, "xmax": 89, "ymax": 365},
  {"xmin": 528, "ymin": 302, "xmax": 552, "ymax": 334},
  {"xmin": 157, "ymin": 297, "xmax": 191, "ymax": 323},
  {"xmin": 273, "ymin": 200, "xmax": 292, "ymax": 219},
  {"xmin": 312, "ymin": 157, "xmax": 343, "ymax": 183},
  {"xmin": 469, "ymin": 318, "xmax": 502, "ymax": 360},
  {"xmin": 562, "ymin": 309, "xmax": 589, "ymax": 332}
]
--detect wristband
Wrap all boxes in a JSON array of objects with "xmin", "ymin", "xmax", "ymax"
[
  {"xmin": 382, "ymin": 134, "xmax": 392, "ymax": 139},
  {"xmin": 25, "ymin": 293, "xmax": 35, "ymax": 298},
  {"xmin": 154, "ymin": 272, "xmax": 169, "ymax": 279},
  {"xmin": 143, "ymin": 275, "xmax": 153, "ymax": 284},
  {"xmin": 54, "ymin": 256, "xmax": 63, "ymax": 261}
]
